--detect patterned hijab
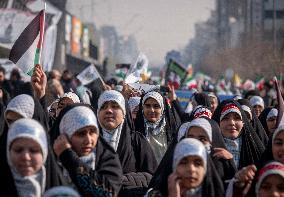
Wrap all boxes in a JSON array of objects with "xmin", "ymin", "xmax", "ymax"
[
  {"xmin": 7, "ymin": 118, "xmax": 47, "ymax": 197},
  {"xmin": 60, "ymin": 106, "xmax": 98, "ymax": 170},
  {"xmin": 142, "ymin": 91, "xmax": 166, "ymax": 137},
  {"xmin": 97, "ymin": 90, "xmax": 126, "ymax": 151},
  {"xmin": 177, "ymin": 118, "xmax": 212, "ymax": 143},
  {"xmin": 5, "ymin": 94, "xmax": 35, "ymax": 120}
]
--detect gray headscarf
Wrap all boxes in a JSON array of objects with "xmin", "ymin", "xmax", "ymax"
[
  {"xmin": 7, "ymin": 118, "xmax": 47, "ymax": 197},
  {"xmin": 97, "ymin": 90, "xmax": 125, "ymax": 151}
]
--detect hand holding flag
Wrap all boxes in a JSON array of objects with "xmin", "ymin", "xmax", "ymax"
[{"xmin": 31, "ymin": 64, "xmax": 47, "ymax": 99}]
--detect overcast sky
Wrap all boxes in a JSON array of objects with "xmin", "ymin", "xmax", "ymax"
[{"xmin": 67, "ymin": 0, "xmax": 215, "ymax": 66}]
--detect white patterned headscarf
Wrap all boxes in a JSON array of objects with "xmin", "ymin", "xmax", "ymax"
[
  {"xmin": 60, "ymin": 106, "xmax": 98, "ymax": 170},
  {"xmin": 177, "ymin": 118, "xmax": 212, "ymax": 142},
  {"xmin": 61, "ymin": 92, "xmax": 80, "ymax": 103},
  {"xmin": 173, "ymin": 138, "xmax": 207, "ymax": 171},
  {"xmin": 5, "ymin": 94, "xmax": 35, "ymax": 119},
  {"xmin": 267, "ymin": 108, "xmax": 278, "ymax": 120},
  {"xmin": 177, "ymin": 122, "xmax": 191, "ymax": 142},
  {"xmin": 97, "ymin": 90, "xmax": 126, "ymax": 151},
  {"xmin": 128, "ymin": 97, "xmax": 141, "ymax": 113},
  {"xmin": 142, "ymin": 91, "xmax": 166, "ymax": 137},
  {"xmin": 98, "ymin": 90, "xmax": 126, "ymax": 115},
  {"xmin": 60, "ymin": 106, "xmax": 98, "ymax": 138},
  {"xmin": 142, "ymin": 91, "xmax": 164, "ymax": 114},
  {"xmin": 7, "ymin": 118, "xmax": 47, "ymax": 197}
]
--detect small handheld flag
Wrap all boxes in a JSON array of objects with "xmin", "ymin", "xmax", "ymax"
[{"xmin": 9, "ymin": 7, "xmax": 46, "ymax": 76}]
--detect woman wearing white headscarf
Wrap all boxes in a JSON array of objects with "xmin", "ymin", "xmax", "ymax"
[
  {"xmin": 3, "ymin": 118, "xmax": 48, "ymax": 197},
  {"xmin": 97, "ymin": 90, "xmax": 158, "ymax": 195},
  {"xmin": 149, "ymin": 117, "xmax": 235, "ymax": 194},
  {"xmin": 53, "ymin": 104, "xmax": 122, "ymax": 196},
  {"xmin": 0, "ymin": 94, "xmax": 63, "ymax": 197},
  {"xmin": 135, "ymin": 91, "xmax": 179, "ymax": 162},
  {"xmin": 225, "ymin": 161, "xmax": 284, "ymax": 197},
  {"xmin": 147, "ymin": 138, "xmax": 224, "ymax": 197}
]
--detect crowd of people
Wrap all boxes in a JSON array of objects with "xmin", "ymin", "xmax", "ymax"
[{"xmin": 0, "ymin": 64, "xmax": 284, "ymax": 197}]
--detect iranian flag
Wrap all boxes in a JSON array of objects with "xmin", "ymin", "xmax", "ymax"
[
  {"xmin": 184, "ymin": 76, "xmax": 197, "ymax": 90},
  {"xmin": 255, "ymin": 77, "xmax": 265, "ymax": 91},
  {"xmin": 9, "ymin": 9, "xmax": 45, "ymax": 76}
]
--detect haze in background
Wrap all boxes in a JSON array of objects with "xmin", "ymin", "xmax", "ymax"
[{"xmin": 67, "ymin": 0, "xmax": 215, "ymax": 66}]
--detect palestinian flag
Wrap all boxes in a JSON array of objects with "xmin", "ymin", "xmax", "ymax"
[
  {"xmin": 9, "ymin": 9, "xmax": 45, "ymax": 76},
  {"xmin": 165, "ymin": 59, "xmax": 187, "ymax": 89}
]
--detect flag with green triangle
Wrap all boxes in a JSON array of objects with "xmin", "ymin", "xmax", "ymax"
[{"xmin": 9, "ymin": 9, "xmax": 45, "ymax": 76}]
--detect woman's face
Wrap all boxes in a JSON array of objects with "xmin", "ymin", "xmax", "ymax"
[
  {"xmin": 98, "ymin": 101, "xmax": 124, "ymax": 130},
  {"xmin": 273, "ymin": 131, "xmax": 284, "ymax": 163},
  {"xmin": 176, "ymin": 155, "xmax": 206, "ymax": 190},
  {"xmin": 253, "ymin": 105, "xmax": 264, "ymax": 117},
  {"xmin": 143, "ymin": 98, "xmax": 162, "ymax": 123},
  {"xmin": 220, "ymin": 112, "xmax": 243, "ymax": 139},
  {"xmin": 267, "ymin": 116, "xmax": 277, "ymax": 135},
  {"xmin": 259, "ymin": 174, "xmax": 284, "ymax": 197},
  {"xmin": 10, "ymin": 138, "xmax": 43, "ymax": 176},
  {"xmin": 5, "ymin": 111, "xmax": 23, "ymax": 126},
  {"xmin": 209, "ymin": 96, "xmax": 218, "ymax": 113},
  {"xmin": 70, "ymin": 126, "xmax": 99, "ymax": 157},
  {"xmin": 186, "ymin": 126, "xmax": 210, "ymax": 146}
]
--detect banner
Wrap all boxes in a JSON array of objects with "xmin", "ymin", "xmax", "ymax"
[
  {"xmin": 71, "ymin": 17, "xmax": 82, "ymax": 55},
  {"xmin": 165, "ymin": 59, "xmax": 187, "ymax": 89},
  {"xmin": 128, "ymin": 83, "xmax": 159, "ymax": 94},
  {"xmin": 76, "ymin": 64, "xmax": 100, "ymax": 85}
]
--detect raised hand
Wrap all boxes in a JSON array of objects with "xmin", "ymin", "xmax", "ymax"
[{"xmin": 31, "ymin": 64, "xmax": 47, "ymax": 99}]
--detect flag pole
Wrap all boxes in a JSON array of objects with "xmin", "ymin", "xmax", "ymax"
[
  {"xmin": 38, "ymin": 2, "xmax": 46, "ymax": 66},
  {"xmin": 93, "ymin": 64, "xmax": 106, "ymax": 86}
]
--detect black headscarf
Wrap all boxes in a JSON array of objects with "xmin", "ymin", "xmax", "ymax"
[
  {"xmin": 209, "ymin": 118, "xmax": 237, "ymax": 186},
  {"xmin": 258, "ymin": 107, "xmax": 275, "ymax": 137},
  {"xmin": 212, "ymin": 99, "xmax": 265, "ymax": 169},
  {"xmin": 237, "ymin": 99, "xmax": 268, "ymax": 146}
]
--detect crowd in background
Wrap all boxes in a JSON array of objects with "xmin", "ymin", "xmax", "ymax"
[{"xmin": 0, "ymin": 64, "xmax": 284, "ymax": 197}]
